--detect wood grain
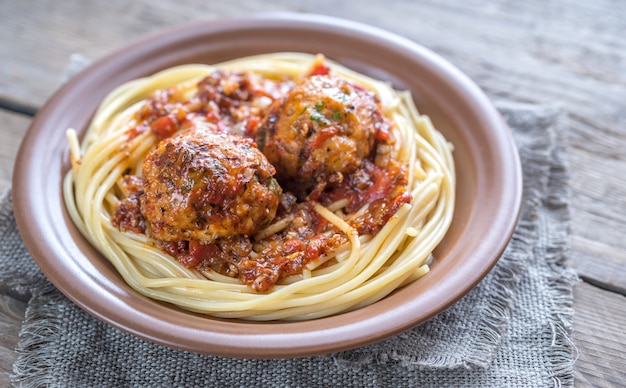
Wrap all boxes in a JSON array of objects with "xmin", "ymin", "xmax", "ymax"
[
  {"xmin": 1, "ymin": 0, "xmax": 625, "ymax": 386},
  {"xmin": 0, "ymin": 111, "xmax": 30, "ymax": 192},
  {"xmin": 573, "ymin": 282, "xmax": 626, "ymax": 387},
  {"xmin": 1, "ymin": 0, "xmax": 624, "ymax": 291}
]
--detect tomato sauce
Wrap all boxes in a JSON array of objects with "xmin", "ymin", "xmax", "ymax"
[{"xmin": 113, "ymin": 66, "xmax": 411, "ymax": 292}]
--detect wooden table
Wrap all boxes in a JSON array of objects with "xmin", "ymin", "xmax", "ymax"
[{"xmin": 1, "ymin": 1, "xmax": 625, "ymax": 386}]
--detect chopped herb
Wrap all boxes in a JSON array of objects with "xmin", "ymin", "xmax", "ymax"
[
  {"xmin": 332, "ymin": 111, "xmax": 342, "ymax": 120},
  {"xmin": 315, "ymin": 101, "xmax": 325, "ymax": 112},
  {"xmin": 180, "ymin": 180, "xmax": 193, "ymax": 193},
  {"xmin": 269, "ymin": 178, "xmax": 280, "ymax": 193},
  {"xmin": 310, "ymin": 111, "xmax": 328, "ymax": 125}
]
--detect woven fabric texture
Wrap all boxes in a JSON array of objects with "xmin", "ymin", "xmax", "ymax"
[{"xmin": 0, "ymin": 102, "xmax": 577, "ymax": 387}]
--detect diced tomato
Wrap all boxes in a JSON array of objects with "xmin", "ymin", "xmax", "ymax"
[
  {"xmin": 126, "ymin": 124, "xmax": 148, "ymax": 140},
  {"xmin": 245, "ymin": 116, "xmax": 260, "ymax": 137},
  {"xmin": 309, "ymin": 63, "xmax": 330, "ymax": 76},
  {"xmin": 322, "ymin": 162, "xmax": 391, "ymax": 212},
  {"xmin": 385, "ymin": 192, "xmax": 412, "ymax": 221},
  {"xmin": 360, "ymin": 165, "xmax": 392, "ymax": 206},
  {"xmin": 205, "ymin": 110, "xmax": 220, "ymax": 123},
  {"xmin": 304, "ymin": 234, "xmax": 327, "ymax": 262},
  {"xmin": 309, "ymin": 127, "xmax": 338, "ymax": 148},
  {"xmin": 374, "ymin": 122, "xmax": 391, "ymax": 142},
  {"xmin": 188, "ymin": 240, "xmax": 220, "ymax": 267},
  {"xmin": 150, "ymin": 115, "xmax": 178, "ymax": 140},
  {"xmin": 158, "ymin": 240, "xmax": 195, "ymax": 267},
  {"xmin": 249, "ymin": 84, "xmax": 277, "ymax": 99},
  {"xmin": 351, "ymin": 83, "xmax": 367, "ymax": 92},
  {"xmin": 283, "ymin": 238, "xmax": 306, "ymax": 255}
]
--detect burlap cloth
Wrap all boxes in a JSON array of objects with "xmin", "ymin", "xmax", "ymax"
[{"xmin": 0, "ymin": 101, "xmax": 577, "ymax": 387}]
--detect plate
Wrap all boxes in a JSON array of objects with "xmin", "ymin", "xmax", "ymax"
[{"xmin": 12, "ymin": 13, "xmax": 522, "ymax": 358}]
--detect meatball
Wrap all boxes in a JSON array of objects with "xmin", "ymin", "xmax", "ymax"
[
  {"xmin": 140, "ymin": 126, "xmax": 282, "ymax": 243},
  {"xmin": 255, "ymin": 75, "xmax": 386, "ymax": 191}
]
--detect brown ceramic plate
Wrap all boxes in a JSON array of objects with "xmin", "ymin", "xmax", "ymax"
[{"xmin": 13, "ymin": 14, "xmax": 521, "ymax": 358}]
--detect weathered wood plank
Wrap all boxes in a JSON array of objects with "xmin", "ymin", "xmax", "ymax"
[
  {"xmin": 573, "ymin": 282, "xmax": 626, "ymax": 387},
  {"xmin": 0, "ymin": 110, "xmax": 31, "ymax": 193},
  {"xmin": 0, "ymin": 0, "xmax": 296, "ymax": 108},
  {"xmin": 1, "ymin": 0, "xmax": 624, "ymax": 291}
]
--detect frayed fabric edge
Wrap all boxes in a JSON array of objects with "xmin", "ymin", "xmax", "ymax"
[
  {"xmin": 332, "ymin": 221, "xmax": 536, "ymax": 371},
  {"xmin": 331, "ymin": 223, "xmax": 538, "ymax": 372},
  {"xmin": 334, "ymin": 102, "xmax": 560, "ymax": 372},
  {"xmin": 546, "ymin": 265, "xmax": 578, "ymax": 388},
  {"xmin": 10, "ymin": 289, "xmax": 65, "ymax": 388},
  {"xmin": 333, "ymin": 102, "xmax": 560, "ymax": 370},
  {"xmin": 389, "ymin": 217, "xmax": 540, "ymax": 372},
  {"xmin": 455, "ymin": 101, "xmax": 559, "ymax": 371},
  {"xmin": 541, "ymin": 114, "xmax": 578, "ymax": 388}
]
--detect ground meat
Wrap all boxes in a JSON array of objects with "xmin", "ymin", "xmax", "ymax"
[
  {"xmin": 140, "ymin": 125, "xmax": 282, "ymax": 243},
  {"xmin": 111, "ymin": 175, "xmax": 146, "ymax": 234}
]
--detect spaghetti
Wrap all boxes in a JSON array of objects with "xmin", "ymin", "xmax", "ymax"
[{"xmin": 64, "ymin": 53, "xmax": 455, "ymax": 321}]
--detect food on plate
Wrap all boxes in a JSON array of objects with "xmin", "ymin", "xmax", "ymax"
[{"xmin": 64, "ymin": 53, "xmax": 455, "ymax": 320}]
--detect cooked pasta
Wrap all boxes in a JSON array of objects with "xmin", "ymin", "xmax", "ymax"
[{"xmin": 63, "ymin": 53, "xmax": 455, "ymax": 321}]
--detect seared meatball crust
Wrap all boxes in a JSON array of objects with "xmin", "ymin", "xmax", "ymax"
[
  {"xmin": 255, "ymin": 74, "xmax": 387, "ymax": 197},
  {"xmin": 140, "ymin": 126, "xmax": 281, "ymax": 243}
]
